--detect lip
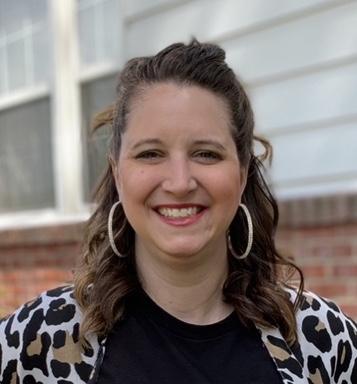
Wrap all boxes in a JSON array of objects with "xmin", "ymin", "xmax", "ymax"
[
  {"xmin": 153, "ymin": 203, "xmax": 207, "ymax": 209},
  {"xmin": 152, "ymin": 204, "xmax": 207, "ymax": 227}
]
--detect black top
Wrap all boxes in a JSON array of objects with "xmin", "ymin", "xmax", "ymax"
[{"xmin": 98, "ymin": 290, "xmax": 283, "ymax": 384}]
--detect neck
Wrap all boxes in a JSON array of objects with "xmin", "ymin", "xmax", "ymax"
[{"xmin": 135, "ymin": 242, "xmax": 233, "ymax": 325}]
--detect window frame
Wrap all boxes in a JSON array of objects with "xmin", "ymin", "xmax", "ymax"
[{"xmin": 0, "ymin": 0, "xmax": 124, "ymax": 229}]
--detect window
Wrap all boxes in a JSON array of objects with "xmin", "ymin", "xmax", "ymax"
[
  {"xmin": 0, "ymin": 0, "xmax": 52, "ymax": 214},
  {"xmin": 0, "ymin": 0, "xmax": 123, "ymax": 219},
  {"xmin": 78, "ymin": 0, "xmax": 121, "ymax": 69},
  {"xmin": 0, "ymin": 0, "xmax": 50, "ymax": 95},
  {"xmin": 0, "ymin": 98, "xmax": 54, "ymax": 213},
  {"xmin": 81, "ymin": 75, "xmax": 116, "ymax": 201},
  {"xmin": 78, "ymin": 0, "xmax": 122, "ymax": 202}
]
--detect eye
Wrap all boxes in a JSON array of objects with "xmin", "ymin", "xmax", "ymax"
[
  {"xmin": 135, "ymin": 150, "xmax": 163, "ymax": 161},
  {"xmin": 193, "ymin": 150, "xmax": 222, "ymax": 162}
]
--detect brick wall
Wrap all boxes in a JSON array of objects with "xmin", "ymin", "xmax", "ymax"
[
  {"xmin": 0, "ymin": 220, "xmax": 356, "ymax": 319},
  {"xmin": 277, "ymin": 224, "xmax": 357, "ymax": 319},
  {"xmin": 277, "ymin": 195, "xmax": 357, "ymax": 319},
  {"xmin": 0, "ymin": 223, "xmax": 83, "ymax": 317}
]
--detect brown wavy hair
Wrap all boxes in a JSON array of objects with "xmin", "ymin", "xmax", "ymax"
[{"xmin": 74, "ymin": 39, "xmax": 304, "ymax": 346}]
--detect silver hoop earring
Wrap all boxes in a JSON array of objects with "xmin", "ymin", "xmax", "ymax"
[
  {"xmin": 227, "ymin": 203, "xmax": 253, "ymax": 260},
  {"xmin": 108, "ymin": 201, "xmax": 128, "ymax": 258}
]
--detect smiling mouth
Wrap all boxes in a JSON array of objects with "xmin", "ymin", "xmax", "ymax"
[{"xmin": 156, "ymin": 206, "xmax": 204, "ymax": 218}]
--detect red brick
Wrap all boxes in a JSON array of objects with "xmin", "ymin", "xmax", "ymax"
[
  {"xmin": 307, "ymin": 283, "xmax": 348, "ymax": 298},
  {"xmin": 332, "ymin": 265, "xmax": 357, "ymax": 277},
  {"xmin": 302, "ymin": 265, "xmax": 329, "ymax": 278},
  {"xmin": 340, "ymin": 304, "xmax": 357, "ymax": 319},
  {"xmin": 310, "ymin": 245, "xmax": 352, "ymax": 258}
]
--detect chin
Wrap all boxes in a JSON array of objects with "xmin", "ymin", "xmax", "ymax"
[{"xmin": 158, "ymin": 242, "xmax": 210, "ymax": 260}]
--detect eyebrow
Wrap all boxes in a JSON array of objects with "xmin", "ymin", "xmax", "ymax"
[
  {"xmin": 130, "ymin": 138, "xmax": 226, "ymax": 151},
  {"xmin": 192, "ymin": 140, "xmax": 226, "ymax": 151},
  {"xmin": 130, "ymin": 139, "xmax": 163, "ymax": 150}
]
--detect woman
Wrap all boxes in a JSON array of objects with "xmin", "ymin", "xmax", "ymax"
[{"xmin": 1, "ymin": 40, "xmax": 356, "ymax": 384}]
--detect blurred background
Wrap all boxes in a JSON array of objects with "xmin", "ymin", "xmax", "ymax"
[{"xmin": 0, "ymin": 0, "xmax": 356, "ymax": 318}]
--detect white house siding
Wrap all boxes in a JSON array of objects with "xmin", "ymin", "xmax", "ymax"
[{"xmin": 121, "ymin": 0, "xmax": 357, "ymax": 212}]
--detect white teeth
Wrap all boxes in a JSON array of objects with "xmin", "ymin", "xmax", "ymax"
[{"xmin": 158, "ymin": 207, "xmax": 200, "ymax": 218}]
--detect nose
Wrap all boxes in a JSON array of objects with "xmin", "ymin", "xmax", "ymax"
[{"xmin": 161, "ymin": 157, "xmax": 198, "ymax": 196}]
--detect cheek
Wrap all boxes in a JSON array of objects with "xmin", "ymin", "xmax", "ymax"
[
  {"xmin": 210, "ymin": 168, "xmax": 243, "ymax": 199},
  {"xmin": 118, "ymin": 167, "xmax": 160, "ymax": 201}
]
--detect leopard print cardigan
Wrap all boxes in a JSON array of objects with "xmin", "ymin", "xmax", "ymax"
[{"xmin": 0, "ymin": 285, "xmax": 356, "ymax": 383}]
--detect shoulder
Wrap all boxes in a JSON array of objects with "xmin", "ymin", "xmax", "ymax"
[
  {"xmin": 0, "ymin": 285, "xmax": 97, "ymax": 383},
  {"xmin": 286, "ymin": 287, "xmax": 357, "ymax": 382},
  {"xmin": 286, "ymin": 288, "xmax": 356, "ymax": 342},
  {"xmin": 0, "ymin": 285, "xmax": 80, "ymax": 341}
]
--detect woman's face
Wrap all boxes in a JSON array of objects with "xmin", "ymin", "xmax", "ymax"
[{"xmin": 113, "ymin": 82, "xmax": 247, "ymax": 263}]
